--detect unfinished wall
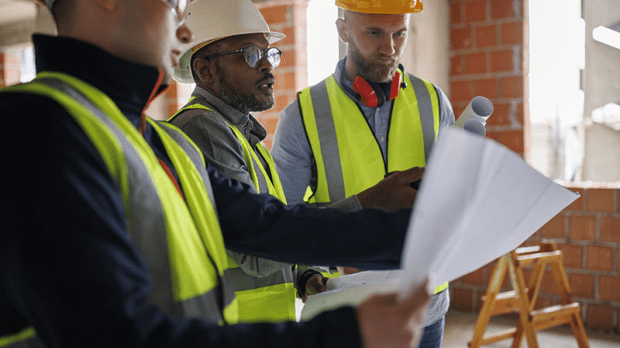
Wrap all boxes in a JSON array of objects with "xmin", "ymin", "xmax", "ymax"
[{"xmin": 448, "ymin": 0, "xmax": 620, "ymax": 333}]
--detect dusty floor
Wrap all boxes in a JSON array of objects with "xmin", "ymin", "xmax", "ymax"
[{"xmin": 443, "ymin": 310, "xmax": 620, "ymax": 348}]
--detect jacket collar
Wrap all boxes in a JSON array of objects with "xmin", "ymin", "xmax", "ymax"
[
  {"xmin": 191, "ymin": 86, "xmax": 267, "ymax": 141},
  {"xmin": 32, "ymin": 34, "xmax": 165, "ymax": 129}
]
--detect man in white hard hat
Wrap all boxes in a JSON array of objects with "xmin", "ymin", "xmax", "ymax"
[
  {"xmin": 272, "ymin": 0, "xmax": 454, "ymax": 347},
  {"xmin": 168, "ymin": 0, "xmax": 425, "ymax": 323},
  {"xmin": 0, "ymin": 0, "xmax": 433, "ymax": 347}
]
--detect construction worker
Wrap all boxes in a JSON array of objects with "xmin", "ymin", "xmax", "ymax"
[
  {"xmin": 0, "ymin": 0, "xmax": 432, "ymax": 347},
  {"xmin": 272, "ymin": 0, "xmax": 454, "ymax": 347},
  {"xmin": 168, "ymin": 0, "xmax": 426, "ymax": 319}
]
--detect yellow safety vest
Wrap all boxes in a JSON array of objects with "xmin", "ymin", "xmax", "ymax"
[
  {"xmin": 298, "ymin": 72, "xmax": 448, "ymax": 294},
  {"xmin": 1, "ymin": 72, "xmax": 238, "ymax": 347},
  {"xmin": 169, "ymin": 99, "xmax": 296, "ymax": 323}
]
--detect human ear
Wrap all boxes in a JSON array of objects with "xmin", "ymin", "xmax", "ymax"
[
  {"xmin": 193, "ymin": 57, "xmax": 215, "ymax": 84},
  {"xmin": 336, "ymin": 18, "xmax": 349, "ymax": 43}
]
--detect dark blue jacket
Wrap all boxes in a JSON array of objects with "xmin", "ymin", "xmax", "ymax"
[{"xmin": 0, "ymin": 35, "xmax": 411, "ymax": 348}]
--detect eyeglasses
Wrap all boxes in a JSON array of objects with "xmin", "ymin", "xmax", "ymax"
[
  {"xmin": 203, "ymin": 45, "xmax": 282, "ymax": 69},
  {"xmin": 166, "ymin": 0, "xmax": 188, "ymax": 22}
]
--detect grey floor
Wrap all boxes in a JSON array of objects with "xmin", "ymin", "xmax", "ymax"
[{"xmin": 443, "ymin": 310, "xmax": 620, "ymax": 348}]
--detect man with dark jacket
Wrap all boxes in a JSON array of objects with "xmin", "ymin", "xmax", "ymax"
[{"xmin": 0, "ymin": 0, "xmax": 431, "ymax": 347}]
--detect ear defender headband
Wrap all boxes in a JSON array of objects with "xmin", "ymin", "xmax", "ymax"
[{"xmin": 343, "ymin": 64, "xmax": 407, "ymax": 108}]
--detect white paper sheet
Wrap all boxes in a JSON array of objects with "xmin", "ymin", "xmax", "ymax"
[
  {"xmin": 399, "ymin": 127, "xmax": 579, "ymax": 295},
  {"xmin": 301, "ymin": 126, "xmax": 579, "ymax": 321}
]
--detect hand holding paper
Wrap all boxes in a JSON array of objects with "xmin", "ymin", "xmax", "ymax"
[{"xmin": 301, "ymin": 126, "xmax": 579, "ymax": 321}]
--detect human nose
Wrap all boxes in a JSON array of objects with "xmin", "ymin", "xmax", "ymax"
[
  {"xmin": 258, "ymin": 52, "xmax": 275, "ymax": 72},
  {"xmin": 177, "ymin": 22, "xmax": 192, "ymax": 44},
  {"xmin": 378, "ymin": 36, "xmax": 396, "ymax": 56}
]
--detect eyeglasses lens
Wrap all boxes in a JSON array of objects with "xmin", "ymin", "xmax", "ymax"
[{"xmin": 244, "ymin": 46, "xmax": 281, "ymax": 69}]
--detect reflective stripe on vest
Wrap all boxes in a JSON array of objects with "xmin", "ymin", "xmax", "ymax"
[
  {"xmin": 299, "ymin": 73, "xmax": 440, "ymax": 204},
  {"xmin": 1, "ymin": 73, "xmax": 239, "ymax": 342},
  {"xmin": 298, "ymin": 73, "xmax": 448, "ymax": 294},
  {"xmin": 169, "ymin": 99, "xmax": 296, "ymax": 323}
]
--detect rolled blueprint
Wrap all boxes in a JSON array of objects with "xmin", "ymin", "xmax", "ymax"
[{"xmin": 454, "ymin": 96, "xmax": 493, "ymax": 137}]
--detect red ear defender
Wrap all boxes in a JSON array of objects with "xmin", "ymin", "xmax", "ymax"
[
  {"xmin": 389, "ymin": 70, "xmax": 402, "ymax": 100},
  {"xmin": 352, "ymin": 76, "xmax": 379, "ymax": 108}
]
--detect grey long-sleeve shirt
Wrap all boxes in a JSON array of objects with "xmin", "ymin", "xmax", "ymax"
[{"xmin": 271, "ymin": 58, "xmax": 455, "ymax": 326}]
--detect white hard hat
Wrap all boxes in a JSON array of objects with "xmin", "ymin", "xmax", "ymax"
[{"xmin": 174, "ymin": 0, "xmax": 286, "ymax": 83}]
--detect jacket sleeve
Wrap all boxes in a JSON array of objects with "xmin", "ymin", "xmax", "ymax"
[{"xmin": 1, "ymin": 95, "xmax": 366, "ymax": 348}]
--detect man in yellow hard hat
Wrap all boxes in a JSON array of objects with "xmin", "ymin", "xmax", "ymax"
[
  {"xmin": 168, "ymin": 0, "xmax": 427, "ymax": 323},
  {"xmin": 0, "ymin": 0, "xmax": 433, "ymax": 347},
  {"xmin": 272, "ymin": 0, "xmax": 454, "ymax": 347}
]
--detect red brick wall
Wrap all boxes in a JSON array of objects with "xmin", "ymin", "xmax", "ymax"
[
  {"xmin": 448, "ymin": 0, "xmax": 620, "ymax": 333},
  {"xmin": 254, "ymin": 0, "xmax": 308, "ymax": 149},
  {"xmin": 450, "ymin": 0, "xmax": 528, "ymax": 158}
]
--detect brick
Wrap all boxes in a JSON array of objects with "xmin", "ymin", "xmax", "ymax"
[
  {"xmin": 586, "ymin": 303, "xmax": 614, "ymax": 331},
  {"xmin": 485, "ymin": 131, "xmax": 501, "ymax": 143},
  {"xmin": 451, "ymin": 27, "xmax": 472, "ymax": 49},
  {"xmin": 558, "ymin": 243, "xmax": 583, "ymax": 269},
  {"xmin": 501, "ymin": 130, "xmax": 524, "ymax": 154},
  {"xmin": 280, "ymin": 26, "xmax": 296, "ymax": 46},
  {"xmin": 568, "ymin": 272, "xmax": 594, "ymax": 299},
  {"xmin": 475, "ymin": 24, "xmax": 498, "ymax": 47},
  {"xmin": 274, "ymin": 94, "xmax": 289, "ymax": 113},
  {"xmin": 475, "ymin": 78, "xmax": 498, "ymax": 99},
  {"xmin": 501, "ymin": 21, "xmax": 524, "ymax": 45},
  {"xmin": 491, "ymin": 0, "xmax": 516, "ymax": 19},
  {"xmin": 533, "ymin": 296, "xmax": 555, "ymax": 310},
  {"xmin": 451, "ymin": 80, "xmax": 475, "ymax": 102},
  {"xmin": 600, "ymin": 216, "xmax": 620, "ymax": 243},
  {"xmin": 587, "ymin": 188, "xmax": 616, "ymax": 212},
  {"xmin": 486, "ymin": 102, "xmax": 510, "ymax": 126},
  {"xmin": 464, "ymin": 52, "xmax": 486, "ymax": 74},
  {"xmin": 565, "ymin": 188, "xmax": 585, "ymax": 211},
  {"xmin": 258, "ymin": 116, "xmax": 280, "ymax": 136},
  {"xmin": 500, "ymin": 76, "xmax": 524, "ymax": 98},
  {"xmin": 279, "ymin": 50, "xmax": 296, "ymax": 69},
  {"xmin": 538, "ymin": 215, "xmax": 566, "ymax": 239},
  {"xmin": 540, "ymin": 270, "xmax": 560, "ymax": 295},
  {"xmin": 450, "ymin": 287, "xmax": 474, "ymax": 311},
  {"xmin": 586, "ymin": 245, "xmax": 614, "ymax": 271},
  {"xmin": 569, "ymin": 215, "xmax": 597, "ymax": 241},
  {"xmin": 450, "ymin": 1, "xmax": 463, "ymax": 24},
  {"xmin": 450, "ymin": 54, "xmax": 465, "ymax": 76},
  {"xmin": 260, "ymin": 5, "xmax": 288, "ymax": 25},
  {"xmin": 490, "ymin": 49, "xmax": 514, "ymax": 72},
  {"xmin": 599, "ymin": 275, "xmax": 620, "ymax": 301},
  {"xmin": 464, "ymin": 0, "xmax": 486, "ymax": 23},
  {"xmin": 461, "ymin": 267, "xmax": 485, "ymax": 286}
]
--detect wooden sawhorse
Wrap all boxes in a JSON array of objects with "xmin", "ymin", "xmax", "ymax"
[{"xmin": 468, "ymin": 242, "xmax": 589, "ymax": 348}]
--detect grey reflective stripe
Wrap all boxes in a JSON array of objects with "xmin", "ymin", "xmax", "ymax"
[
  {"xmin": 408, "ymin": 75, "xmax": 436, "ymax": 161},
  {"xmin": 250, "ymin": 151, "xmax": 270, "ymax": 194},
  {"xmin": 309, "ymin": 81, "xmax": 346, "ymax": 201},
  {"xmin": 157, "ymin": 123, "xmax": 237, "ymax": 312},
  {"xmin": 1, "ymin": 335, "xmax": 43, "ymax": 348},
  {"xmin": 34, "ymin": 78, "xmax": 224, "ymax": 324},
  {"xmin": 227, "ymin": 266, "xmax": 294, "ymax": 292}
]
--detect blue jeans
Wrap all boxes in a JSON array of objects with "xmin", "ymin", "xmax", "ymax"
[{"xmin": 417, "ymin": 316, "xmax": 445, "ymax": 348}]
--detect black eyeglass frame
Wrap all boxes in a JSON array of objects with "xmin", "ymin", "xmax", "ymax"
[{"xmin": 203, "ymin": 45, "xmax": 282, "ymax": 69}]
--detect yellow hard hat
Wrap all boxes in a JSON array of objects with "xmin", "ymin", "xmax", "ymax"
[{"xmin": 336, "ymin": 0, "xmax": 423, "ymax": 14}]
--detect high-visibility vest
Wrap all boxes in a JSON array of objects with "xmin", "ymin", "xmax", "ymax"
[
  {"xmin": 298, "ymin": 72, "xmax": 449, "ymax": 295},
  {"xmin": 169, "ymin": 99, "xmax": 296, "ymax": 323},
  {"xmin": 0, "ymin": 72, "xmax": 238, "ymax": 347}
]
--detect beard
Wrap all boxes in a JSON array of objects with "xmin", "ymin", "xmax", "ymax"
[
  {"xmin": 349, "ymin": 43, "xmax": 399, "ymax": 83},
  {"xmin": 215, "ymin": 61, "xmax": 274, "ymax": 114}
]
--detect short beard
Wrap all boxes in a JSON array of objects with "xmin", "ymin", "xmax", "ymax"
[
  {"xmin": 349, "ymin": 44, "xmax": 398, "ymax": 83},
  {"xmin": 215, "ymin": 60, "xmax": 274, "ymax": 114}
]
